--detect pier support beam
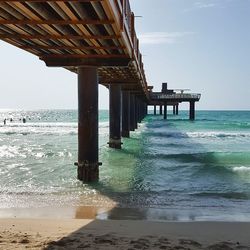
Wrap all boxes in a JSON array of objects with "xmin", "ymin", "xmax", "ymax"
[
  {"xmin": 189, "ymin": 101, "xmax": 195, "ymax": 120},
  {"xmin": 122, "ymin": 91, "xmax": 130, "ymax": 138},
  {"xmin": 176, "ymin": 104, "xmax": 179, "ymax": 115},
  {"xmin": 160, "ymin": 105, "xmax": 163, "ymax": 115},
  {"xmin": 77, "ymin": 67, "xmax": 99, "ymax": 182},
  {"xmin": 164, "ymin": 102, "xmax": 167, "ymax": 120},
  {"xmin": 173, "ymin": 105, "xmax": 176, "ymax": 115},
  {"xmin": 109, "ymin": 85, "xmax": 122, "ymax": 149},
  {"xmin": 130, "ymin": 94, "xmax": 135, "ymax": 131}
]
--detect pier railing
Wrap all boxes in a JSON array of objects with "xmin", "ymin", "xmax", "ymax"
[
  {"xmin": 114, "ymin": 0, "xmax": 148, "ymax": 96},
  {"xmin": 150, "ymin": 93, "xmax": 201, "ymax": 100}
]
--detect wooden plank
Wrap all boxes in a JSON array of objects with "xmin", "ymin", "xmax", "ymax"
[
  {"xmin": 7, "ymin": 2, "xmax": 84, "ymax": 53},
  {"xmin": 56, "ymin": 1, "xmax": 106, "ymax": 54}
]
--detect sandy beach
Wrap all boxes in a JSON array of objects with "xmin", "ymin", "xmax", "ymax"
[{"xmin": 1, "ymin": 214, "xmax": 250, "ymax": 250}]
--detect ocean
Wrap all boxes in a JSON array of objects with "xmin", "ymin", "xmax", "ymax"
[{"xmin": 0, "ymin": 109, "xmax": 250, "ymax": 221}]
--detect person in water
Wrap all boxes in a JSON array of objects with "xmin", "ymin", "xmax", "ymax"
[
  {"xmin": 22, "ymin": 118, "xmax": 26, "ymax": 123},
  {"xmin": 3, "ymin": 119, "xmax": 6, "ymax": 125}
]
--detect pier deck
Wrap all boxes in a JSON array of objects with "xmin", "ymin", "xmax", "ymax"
[{"xmin": 0, "ymin": 0, "xmax": 148, "ymax": 96}]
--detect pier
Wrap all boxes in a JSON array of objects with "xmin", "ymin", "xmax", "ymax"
[{"xmin": 0, "ymin": 0, "xmax": 200, "ymax": 182}]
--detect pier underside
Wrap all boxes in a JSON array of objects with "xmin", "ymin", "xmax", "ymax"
[{"xmin": 0, "ymin": 1, "xmax": 200, "ymax": 182}]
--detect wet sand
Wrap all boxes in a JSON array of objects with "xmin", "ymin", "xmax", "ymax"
[{"xmin": 1, "ymin": 215, "xmax": 250, "ymax": 249}]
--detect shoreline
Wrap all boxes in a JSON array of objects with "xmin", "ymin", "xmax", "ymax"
[
  {"xmin": 1, "ymin": 206, "xmax": 250, "ymax": 222},
  {"xmin": 1, "ymin": 206, "xmax": 250, "ymax": 249},
  {"xmin": 1, "ymin": 218, "xmax": 250, "ymax": 249}
]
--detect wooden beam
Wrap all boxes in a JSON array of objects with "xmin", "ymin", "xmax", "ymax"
[
  {"xmin": 100, "ymin": 80, "xmax": 139, "ymax": 84},
  {"xmin": 0, "ymin": 19, "xmax": 114, "ymax": 25},
  {"xmin": 19, "ymin": 44, "xmax": 125, "ymax": 50},
  {"xmin": 41, "ymin": 56, "xmax": 131, "ymax": 67},
  {"xmin": 0, "ymin": 34, "xmax": 120, "ymax": 40},
  {"xmin": 40, "ymin": 54, "xmax": 129, "ymax": 59}
]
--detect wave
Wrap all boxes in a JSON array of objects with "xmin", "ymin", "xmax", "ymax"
[
  {"xmin": 145, "ymin": 152, "xmax": 250, "ymax": 165},
  {"xmin": 187, "ymin": 131, "xmax": 250, "ymax": 139},
  {"xmin": 191, "ymin": 191, "xmax": 250, "ymax": 200},
  {"xmin": 145, "ymin": 131, "xmax": 188, "ymax": 138},
  {"xmin": 144, "ymin": 130, "xmax": 250, "ymax": 139},
  {"xmin": 0, "ymin": 122, "xmax": 109, "ymax": 135},
  {"xmin": 0, "ymin": 145, "xmax": 73, "ymax": 159},
  {"xmin": 232, "ymin": 166, "xmax": 250, "ymax": 173},
  {"xmin": 0, "ymin": 122, "xmax": 77, "ymax": 128}
]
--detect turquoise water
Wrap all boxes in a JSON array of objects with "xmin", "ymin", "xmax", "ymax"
[{"xmin": 0, "ymin": 110, "xmax": 250, "ymax": 221}]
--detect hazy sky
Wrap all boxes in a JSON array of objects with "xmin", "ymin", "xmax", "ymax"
[{"xmin": 0, "ymin": 0, "xmax": 249, "ymax": 110}]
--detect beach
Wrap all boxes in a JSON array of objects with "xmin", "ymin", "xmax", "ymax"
[{"xmin": 1, "ymin": 216, "xmax": 250, "ymax": 249}]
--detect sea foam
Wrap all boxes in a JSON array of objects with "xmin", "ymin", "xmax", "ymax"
[{"xmin": 232, "ymin": 166, "xmax": 250, "ymax": 173}]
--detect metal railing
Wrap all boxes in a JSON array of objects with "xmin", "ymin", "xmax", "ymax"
[
  {"xmin": 150, "ymin": 93, "xmax": 201, "ymax": 100},
  {"xmin": 115, "ymin": 0, "xmax": 148, "ymax": 96}
]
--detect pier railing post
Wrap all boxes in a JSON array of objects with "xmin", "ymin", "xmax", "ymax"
[
  {"xmin": 109, "ymin": 84, "xmax": 122, "ymax": 149},
  {"xmin": 122, "ymin": 90, "xmax": 130, "ymax": 138},
  {"xmin": 77, "ymin": 66, "xmax": 99, "ymax": 182},
  {"xmin": 189, "ymin": 101, "xmax": 195, "ymax": 120}
]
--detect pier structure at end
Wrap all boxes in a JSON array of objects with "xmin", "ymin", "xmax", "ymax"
[{"xmin": 148, "ymin": 83, "xmax": 201, "ymax": 120}]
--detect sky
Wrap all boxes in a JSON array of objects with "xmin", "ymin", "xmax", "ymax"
[{"xmin": 0, "ymin": 0, "xmax": 249, "ymax": 110}]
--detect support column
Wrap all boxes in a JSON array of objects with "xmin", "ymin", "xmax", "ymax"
[
  {"xmin": 189, "ymin": 101, "xmax": 195, "ymax": 120},
  {"xmin": 139, "ymin": 99, "xmax": 143, "ymax": 123},
  {"xmin": 77, "ymin": 67, "xmax": 99, "ymax": 182},
  {"xmin": 135, "ymin": 97, "xmax": 138, "ymax": 129},
  {"xmin": 142, "ymin": 102, "xmax": 145, "ymax": 119},
  {"xmin": 176, "ymin": 104, "xmax": 179, "ymax": 115},
  {"xmin": 130, "ymin": 94, "xmax": 135, "ymax": 131},
  {"xmin": 160, "ymin": 105, "xmax": 163, "ymax": 115},
  {"xmin": 173, "ymin": 105, "xmax": 176, "ymax": 115},
  {"xmin": 109, "ymin": 85, "xmax": 122, "ymax": 149},
  {"xmin": 122, "ymin": 91, "xmax": 130, "ymax": 138},
  {"xmin": 154, "ymin": 105, "xmax": 156, "ymax": 115},
  {"xmin": 164, "ymin": 102, "xmax": 167, "ymax": 120}
]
